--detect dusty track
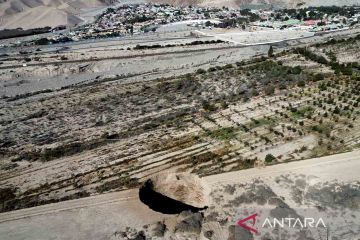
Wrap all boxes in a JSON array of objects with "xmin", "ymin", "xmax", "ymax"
[
  {"xmin": 207, "ymin": 150, "xmax": 360, "ymax": 184},
  {"xmin": 0, "ymin": 150, "xmax": 359, "ymax": 224},
  {"xmin": 0, "ymin": 189, "xmax": 138, "ymax": 224},
  {"xmin": 2, "ymin": 26, "xmax": 360, "ymax": 71},
  {"xmin": 0, "ymin": 44, "xmax": 248, "ymax": 70}
]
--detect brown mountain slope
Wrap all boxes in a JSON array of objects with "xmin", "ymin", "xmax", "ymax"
[{"xmin": 0, "ymin": 0, "xmax": 116, "ymax": 30}]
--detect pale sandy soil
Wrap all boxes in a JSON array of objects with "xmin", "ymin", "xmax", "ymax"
[
  {"xmin": 0, "ymin": 150, "xmax": 359, "ymax": 239},
  {"xmin": 1, "ymin": 27, "xmax": 359, "ymax": 97},
  {"xmin": 0, "ymin": 41, "xmax": 266, "ymax": 97},
  {"xmin": 0, "ymin": 21, "xmax": 359, "ymax": 239},
  {"xmin": 198, "ymin": 28, "xmax": 315, "ymax": 45}
]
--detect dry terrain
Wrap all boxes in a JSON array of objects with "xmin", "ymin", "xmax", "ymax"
[
  {"xmin": 0, "ymin": 4, "xmax": 359, "ymax": 239},
  {"xmin": 1, "ymin": 28, "xmax": 360, "ymax": 215},
  {"xmin": 1, "ymin": 151, "xmax": 359, "ymax": 239}
]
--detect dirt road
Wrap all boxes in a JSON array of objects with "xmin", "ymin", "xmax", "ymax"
[
  {"xmin": 0, "ymin": 150, "xmax": 359, "ymax": 239},
  {"xmin": 207, "ymin": 150, "xmax": 360, "ymax": 185}
]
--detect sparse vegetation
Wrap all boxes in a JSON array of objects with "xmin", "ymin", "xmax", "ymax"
[
  {"xmin": 265, "ymin": 154, "xmax": 276, "ymax": 163},
  {"xmin": 1, "ymin": 33, "xmax": 360, "ymax": 213},
  {"xmin": 208, "ymin": 128, "xmax": 236, "ymax": 141}
]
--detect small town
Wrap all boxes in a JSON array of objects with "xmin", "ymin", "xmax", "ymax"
[
  {"xmin": 3, "ymin": 4, "xmax": 360, "ymax": 47},
  {"xmin": 82, "ymin": 4, "xmax": 360, "ymax": 33}
]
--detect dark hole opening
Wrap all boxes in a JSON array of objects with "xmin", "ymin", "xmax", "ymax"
[{"xmin": 139, "ymin": 180, "xmax": 206, "ymax": 214}]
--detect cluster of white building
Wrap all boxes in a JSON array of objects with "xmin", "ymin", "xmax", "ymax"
[
  {"xmin": 252, "ymin": 9, "xmax": 360, "ymax": 32},
  {"xmin": 7, "ymin": 4, "xmax": 360, "ymax": 47},
  {"xmin": 70, "ymin": 4, "xmax": 251, "ymax": 38}
]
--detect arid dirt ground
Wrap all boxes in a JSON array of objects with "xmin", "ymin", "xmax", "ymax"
[
  {"xmin": 1, "ymin": 27, "xmax": 360, "ymax": 213},
  {"xmin": 1, "ymin": 151, "xmax": 360, "ymax": 239}
]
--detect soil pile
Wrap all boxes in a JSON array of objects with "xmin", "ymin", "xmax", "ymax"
[{"xmin": 139, "ymin": 172, "xmax": 210, "ymax": 214}]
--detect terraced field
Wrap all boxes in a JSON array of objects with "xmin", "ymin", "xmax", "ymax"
[{"xmin": 1, "ymin": 36, "xmax": 360, "ymax": 213}]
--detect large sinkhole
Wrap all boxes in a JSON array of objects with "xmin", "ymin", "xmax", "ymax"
[{"xmin": 138, "ymin": 173, "xmax": 210, "ymax": 214}]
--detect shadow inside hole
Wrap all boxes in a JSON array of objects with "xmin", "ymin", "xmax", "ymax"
[{"xmin": 139, "ymin": 180, "xmax": 206, "ymax": 214}]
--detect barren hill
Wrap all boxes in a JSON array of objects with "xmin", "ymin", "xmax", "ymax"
[{"xmin": 0, "ymin": 0, "xmax": 116, "ymax": 30}]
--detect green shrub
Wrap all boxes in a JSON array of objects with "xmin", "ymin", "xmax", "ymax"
[
  {"xmin": 297, "ymin": 80, "xmax": 306, "ymax": 87},
  {"xmin": 264, "ymin": 85, "xmax": 275, "ymax": 95},
  {"xmin": 314, "ymin": 73, "xmax": 324, "ymax": 81},
  {"xmin": 224, "ymin": 64, "xmax": 234, "ymax": 69},
  {"xmin": 202, "ymin": 100, "xmax": 217, "ymax": 112},
  {"xmin": 265, "ymin": 154, "xmax": 276, "ymax": 163},
  {"xmin": 208, "ymin": 127, "xmax": 236, "ymax": 141},
  {"xmin": 268, "ymin": 46, "xmax": 274, "ymax": 57},
  {"xmin": 196, "ymin": 68, "xmax": 206, "ymax": 74}
]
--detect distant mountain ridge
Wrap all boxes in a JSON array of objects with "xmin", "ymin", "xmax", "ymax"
[{"xmin": 0, "ymin": 0, "xmax": 117, "ymax": 30}]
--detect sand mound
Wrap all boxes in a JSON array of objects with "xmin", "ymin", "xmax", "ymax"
[{"xmin": 139, "ymin": 172, "xmax": 210, "ymax": 213}]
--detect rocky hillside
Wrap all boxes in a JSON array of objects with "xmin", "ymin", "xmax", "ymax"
[{"xmin": 0, "ymin": 0, "xmax": 117, "ymax": 29}]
